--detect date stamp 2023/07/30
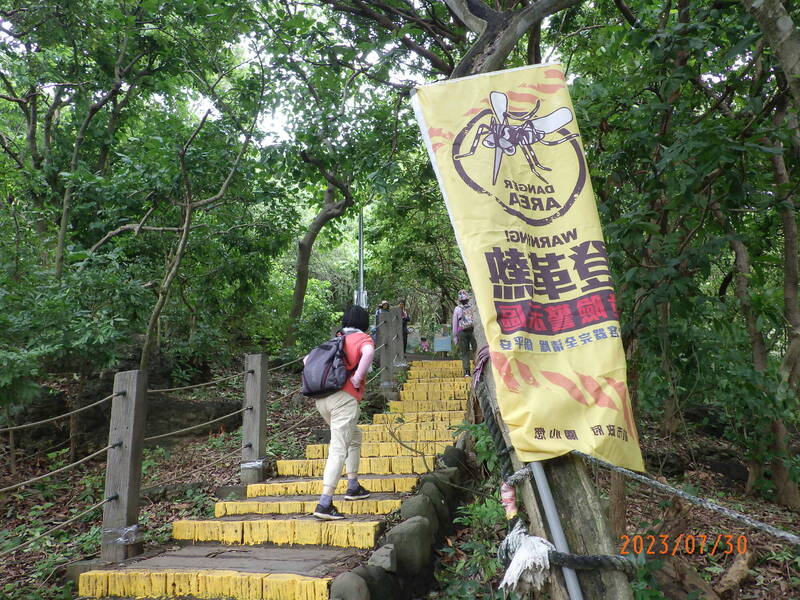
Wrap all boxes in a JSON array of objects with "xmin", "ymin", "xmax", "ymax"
[{"xmin": 620, "ymin": 534, "xmax": 748, "ymax": 557}]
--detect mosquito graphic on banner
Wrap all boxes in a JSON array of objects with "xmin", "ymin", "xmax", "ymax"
[{"xmin": 411, "ymin": 63, "xmax": 644, "ymax": 471}]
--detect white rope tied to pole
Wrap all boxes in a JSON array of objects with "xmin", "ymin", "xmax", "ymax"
[
  {"xmin": 0, "ymin": 393, "xmax": 119, "ymax": 433},
  {"xmin": 499, "ymin": 519, "xmax": 555, "ymax": 595}
]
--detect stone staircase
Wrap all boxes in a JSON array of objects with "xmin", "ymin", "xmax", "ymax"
[{"xmin": 78, "ymin": 360, "xmax": 469, "ymax": 600}]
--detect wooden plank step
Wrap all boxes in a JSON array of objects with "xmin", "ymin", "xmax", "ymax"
[
  {"xmin": 247, "ymin": 475, "xmax": 418, "ymax": 497},
  {"xmin": 215, "ymin": 494, "xmax": 402, "ymax": 517},
  {"xmin": 172, "ymin": 515, "xmax": 381, "ymax": 548},
  {"xmin": 276, "ymin": 456, "xmax": 436, "ymax": 477},
  {"xmin": 304, "ymin": 440, "xmax": 448, "ymax": 459}
]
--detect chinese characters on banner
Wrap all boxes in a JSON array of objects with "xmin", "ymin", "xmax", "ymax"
[{"xmin": 411, "ymin": 64, "xmax": 644, "ymax": 471}]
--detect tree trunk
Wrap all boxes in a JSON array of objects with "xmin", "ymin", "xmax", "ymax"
[
  {"xmin": 140, "ymin": 204, "xmax": 194, "ymax": 371},
  {"xmin": 740, "ymin": 0, "xmax": 800, "ymax": 107},
  {"xmin": 283, "ymin": 183, "xmax": 351, "ymax": 347},
  {"xmin": 445, "ymin": 0, "xmax": 583, "ymax": 77},
  {"xmin": 658, "ymin": 301, "xmax": 681, "ymax": 435},
  {"xmin": 768, "ymin": 112, "xmax": 800, "ymax": 510}
]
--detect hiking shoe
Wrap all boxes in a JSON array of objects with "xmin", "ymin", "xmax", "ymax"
[
  {"xmin": 344, "ymin": 485, "xmax": 371, "ymax": 500},
  {"xmin": 313, "ymin": 503, "xmax": 345, "ymax": 520}
]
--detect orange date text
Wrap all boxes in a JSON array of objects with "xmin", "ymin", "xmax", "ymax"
[{"xmin": 619, "ymin": 534, "xmax": 748, "ymax": 556}]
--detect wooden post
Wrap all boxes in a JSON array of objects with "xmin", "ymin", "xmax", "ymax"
[
  {"xmin": 387, "ymin": 306, "xmax": 405, "ymax": 369},
  {"xmin": 473, "ymin": 319, "xmax": 569, "ymax": 600},
  {"xmin": 101, "ymin": 370, "xmax": 147, "ymax": 563},
  {"xmin": 378, "ymin": 311, "xmax": 397, "ymax": 402},
  {"xmin": 241, "ymin": 354, "xmax": 268, "ymax": 485},
  {"xmin": 473, "ymin": 309, "xmax": 633, "ymax": 599}
]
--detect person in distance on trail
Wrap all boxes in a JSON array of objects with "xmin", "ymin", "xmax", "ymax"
[
  {"xmin": 398, "ymin": 300, "xmax": 411, "ymax": 354},
  {"xmin": 312, "ymin": 305, "xmax": 374, "ymax": 520},
  {"xmin": 452, "ymin": 289, "xmax": 477, "ymax": 377},
  {"xmin": 374, "ymin": 299, "xmax": 390, "ymax": 333}
]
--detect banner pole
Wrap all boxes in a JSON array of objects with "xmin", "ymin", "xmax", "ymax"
[{"xmin": 530, "ymin": 460, "xmax": 585, "ymax": 600}]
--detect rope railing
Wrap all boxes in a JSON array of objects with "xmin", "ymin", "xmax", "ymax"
[
  {"xmin": 0, "ymin": 495, "xmax": 117, "ymax": 558},
  {"xmin": 143, "ymin": 406, "xmax": 253, "ymax": 443},
  {"xmin": 147, "ymin": 370, "xmax": 253, "ymax": 394},
  {"xmin": 0, "ymin": 393, "xmax": 120, "ymax": 433},
  {"xmin": 367, "ymin": 367, "xmax": 386, "ymax": 385},
  {"xmin": 569, "ymin": 451, "xmax": 800, "ymax": 547},
  {"xmin": 264, "ymin": 354, "xmax": 306, "ymax": 372},
  {"xmin": 0, "ymin": 443, "xmax": 121, "ymax": 494},
  {"xmin": 154, "ymin": 443, "xmax": 252, "ymax": 489},
  {"xmin": 504, "ymin": 453, "xmax": 800, "ymax": 547}
]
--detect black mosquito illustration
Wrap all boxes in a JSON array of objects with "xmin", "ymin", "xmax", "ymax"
[{"xmin": 454, "ymin": 91, "xmax": 580, "ymax": 184}]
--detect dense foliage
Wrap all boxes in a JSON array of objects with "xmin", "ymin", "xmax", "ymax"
[{"xmin": 1, "ymin": 0, "xmax": 800, "ymax": 596}]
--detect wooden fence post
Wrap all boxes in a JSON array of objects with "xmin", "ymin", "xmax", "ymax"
[
  {"xmin": 241, "ymin": 354, "xmax": 268, "ymax": 485},
  {"xmin": 378, "ymin": 311, "xmax": 398, "ymax": 402},
  {"xmin": 101, "ymin": 370, "xmax": 147, "ymax": 563},
  {"xmin": 473, "ymin": 308, "xmax": 633, "ymax": 599},
  {"xmin": 387, "ymin": 306, "xmax": 405, "ymax": 369}
]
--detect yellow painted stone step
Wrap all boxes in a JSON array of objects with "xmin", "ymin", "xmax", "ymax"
[
  {"xmin": 79, "ymin": 569, "xmax": 329, "ymax": 600},
  {"xmin": 247, "ymin": 476, "xmax": 418, "ymax": 497},
  {"xmin": 215, "ymin": 498, "xmax": 401, "ymax": 517},
  {"xmin": 305, "ymin": 440, "xmax": 448, "ymax": 459},
  {"xmin": 372, "ymin": 411, "xmax": 465, "ymax": 424},
  {"xmin": 172, "ymin": 518, "xmax": 380, "ymax": 548},
  {"xmin": 360, "ymin": 427, "xmax": 454, "ymax": 442},
  {"xmin": 401, "ymin": 380, "xmax": 470, "ymax": 391},
  {"xmin": 247, "ymin": 475, "xmax": 418, "ymax": 498},
  {"xmin": 359, "ymin": 421, "xmax": 455, "ymax": 432},
  {"xmin": 389, "ymin": 399, "xmax": 466, "ymax": 412},
  {"xmin": 397, "ymin": 390, "xmax": 467, "ymax": 403},
  {"xmin": 276, "ymin": 456, "xmax": 436, "ymax": 477}
]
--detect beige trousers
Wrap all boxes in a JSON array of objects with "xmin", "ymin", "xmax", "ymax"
[{"xmin": 315, "ymin": 390, "xmax": 362, "ymax": 489}]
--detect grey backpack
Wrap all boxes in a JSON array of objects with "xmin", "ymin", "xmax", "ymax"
[{"xmin": 301, "ymin": 333, "xmax": 352, "ymax": 397}]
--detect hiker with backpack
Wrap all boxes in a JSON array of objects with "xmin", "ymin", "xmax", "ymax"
[
  {"xmin": 452, "ymin": 289, "xmax": 477, "ymax": 377},
  {"xmin": 301, "ymin": 305, "xmax": 374, "ymax": 520}
]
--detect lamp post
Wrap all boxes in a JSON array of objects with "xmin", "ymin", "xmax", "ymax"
[{"xmin": 355, "ymin": 206, "xmax": 367, "ymax": 308}]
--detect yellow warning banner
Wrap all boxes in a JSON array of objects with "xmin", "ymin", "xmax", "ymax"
[{"xmin": 411, "ymin": 64, "xmax": 644, "ymax": 471}]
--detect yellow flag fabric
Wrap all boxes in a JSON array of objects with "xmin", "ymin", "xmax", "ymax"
[{"xmin": 411, "ymin": 64, "xmax": 644, "ymax": 471}]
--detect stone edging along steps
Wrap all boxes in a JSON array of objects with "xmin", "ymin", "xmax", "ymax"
[{"xmin": 77, "ymin": 360, "xmax": 472, "ymax": 600}]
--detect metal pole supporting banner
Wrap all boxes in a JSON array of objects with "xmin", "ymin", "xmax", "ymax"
[
  {"xmin": 357, "ymin": 207, "xmax": 366, "ymax": 308},
  {"xmin": 530, "ymin": 461, "xmax": 585, "ymax": 600}
]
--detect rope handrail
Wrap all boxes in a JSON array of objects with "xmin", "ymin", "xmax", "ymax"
[
  {"xmin": 0, "ymin": 443, "xmax": 120, "ymax": 494},
  {"xmin": 143, "ymin": 406, "xmax": 253, "ymax": 443},
  {"xmin": 153, "ymin": 443, "xmax": 252, "ymax": 489},
  {"xmin": 143, "ymin": 385, "xmax": 303, "ymax": 444},
  {"xmin": 264, "ymin": 354, "xmax": 306, "ymax": 372},
  {"xmin": 147, "ymin": 370, "xmax": 253, "ymax": 394},
  {"xmin": 505, "ymin": 451, "xmax": 800, "ymax": 547},
  {"xmin": 367, "ymin": 367, "xmax": 386, "ymax": 385},
  {"xmin": 0, "ymin": 393, "xmax": 119, "ymax": 433},
  {"xmin": 0, "ymin": 495, "xmax": 116, "ymax": 558}
]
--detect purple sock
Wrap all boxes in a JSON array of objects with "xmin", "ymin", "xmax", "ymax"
[
  {"xmin": 347, "ymin": 479, "xmax": 359, "ymax": 493},
  {"xmin": 319, "ymin": 494, "xmax": 332, "ymax": 508}
]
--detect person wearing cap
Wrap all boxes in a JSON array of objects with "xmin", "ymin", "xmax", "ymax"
[
  {"xmin": 374, "ymin": 300, "xmax": 390, "ymax": 331},
  {"xmin": 452, "ymin": 289, "xmax": 476, "ymax": 376}
]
